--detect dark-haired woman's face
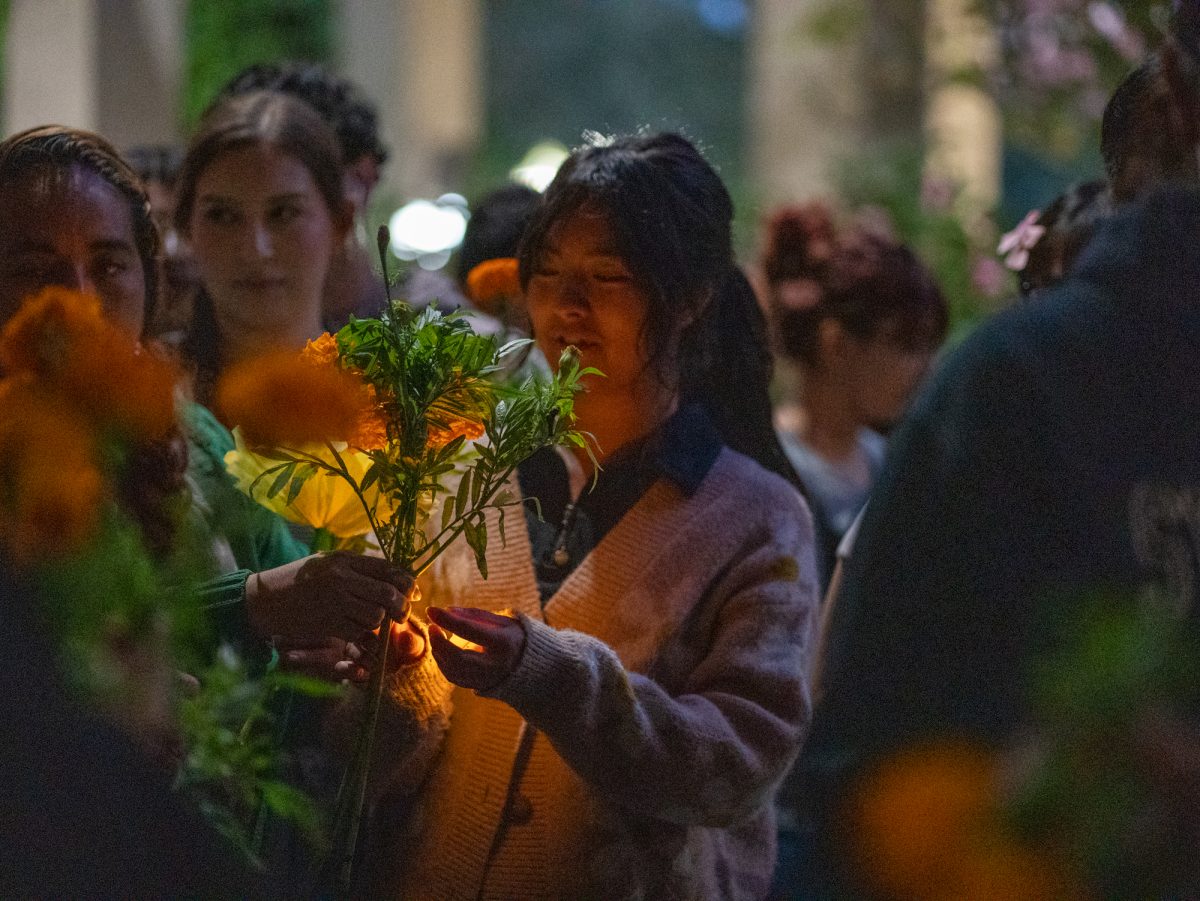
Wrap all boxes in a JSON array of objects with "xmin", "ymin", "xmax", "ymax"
[
  {"xmin": 526, "ymin": 209, "xmax": 656, "ymax": 400},
  {"xmin": 0, "ymin": 165, "xmax": 146, "ymax": 337},
  {"xmin": 187, "ymin": 142, "xmax": 340, "ymax": 343}
]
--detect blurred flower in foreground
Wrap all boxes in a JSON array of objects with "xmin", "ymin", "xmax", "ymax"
[
  {"xmin": 0, "ymin": 376, "xmax": 104, "ymax": 562},
  {"xmin": 1, "ymin": 286, "xmax": 178, "ymax": 441},
  {"xmin": 215, "ymin": 347, "xmax": 367, "ymax": 448},
  {"xmin": 849, "ymin": 741, "xmax": 1077, "ymax": 901}
]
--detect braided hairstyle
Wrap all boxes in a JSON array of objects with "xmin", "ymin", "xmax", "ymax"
[{"xmin": 0, "ymin": 126, "xmax": 161, "ymax": 328}]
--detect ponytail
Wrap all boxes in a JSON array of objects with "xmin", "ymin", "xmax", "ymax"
[{"xmin": 681, "ymin": 266, "xmax": 806, "ymax": 494}]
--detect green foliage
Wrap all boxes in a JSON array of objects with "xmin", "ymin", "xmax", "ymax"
[
  {"xmin": 176, "ymin": 647, "xmax": 341, "ymax": 864},
  {"xmin": 183, "ymin": 0, "xmax": 333, "ymax": 128},
  {"xmin": 320, "ymin": 300, "xmax": 594, "ymax": 573},
  {"xmin": 1011, "ymin": 592, "xmax": 1200, "ymax": 897}
]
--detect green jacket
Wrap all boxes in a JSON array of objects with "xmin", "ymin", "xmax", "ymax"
[{"xmin": 184, "ymin": 403, "xmax": 309, "ymax": 640}]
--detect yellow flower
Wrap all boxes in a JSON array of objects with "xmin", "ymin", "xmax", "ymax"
[
  {"xmin": 224, "ymin": 428, "xmax": 396, "ymax": 538},
  {"xmin": 465, "ymin": 257, "xmax": 521, "ymax": 315},
  {"xmin": 215, "ymin": 349, "xmax": 367, "ymax": 448},
  {"xmin": 0, "ymin": 376, "xmax": 105, "ymax": 563}
]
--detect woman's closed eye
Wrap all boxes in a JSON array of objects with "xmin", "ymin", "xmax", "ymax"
[
  {"xmin": 93, "ymin": 251, "xmax": 134, "ymax": 280},
  {"xmin": 199, "ymin": 203, "xmax": 239, "ymax": 226},
  {"xmin": 269, "ymin": 201, "xmax": 305, "ymax": 226}
]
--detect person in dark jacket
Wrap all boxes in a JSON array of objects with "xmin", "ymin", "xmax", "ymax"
[{"xmin": 797, "ymin": 186, "xmax": 1200, "ymax": 892}]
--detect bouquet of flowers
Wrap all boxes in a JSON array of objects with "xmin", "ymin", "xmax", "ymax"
[{"xmin": 219, "ymin": 230, "xmax": 593, "ymax": 893}]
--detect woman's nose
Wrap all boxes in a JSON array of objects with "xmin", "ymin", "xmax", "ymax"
[
  {"xmin": 64, "ymin": 263, "xmax": 97, "ymax": 297},
  {"xmin": 557, "ymin": 274, "xmax": 589, "ymax": 313},
  {"xmin": 250, "ymin": 221, "xmax": 274, "ymax": 258}
]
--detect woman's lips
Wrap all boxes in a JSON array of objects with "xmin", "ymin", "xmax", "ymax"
[{"xmin": 234, "ymin": 277, "xmax": 287, "ymax": 292}]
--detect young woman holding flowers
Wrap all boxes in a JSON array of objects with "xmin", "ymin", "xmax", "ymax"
[
  {"xmin": 0, "ymin": 126, "xmax": 412, "ymax": 661},
  {"xmin": 345, "ymin": 132, "xmax": 819, "ymax": 900}
]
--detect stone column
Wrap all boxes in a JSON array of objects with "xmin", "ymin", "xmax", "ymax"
[
  {"xmin": 5, "ymin": 0, "xmax": 99, "ymax": 133},
  {"xmin": 5, "ymin": 0, "xmax": 184, "ymax": 146},
  {"xmin": 923, "ymin": 0, "xmax": 1002, "ymax": 210},
  {"xmin": 746, "ymin": 0, "xmax": 867, "ymax": 205},
  {"xmin": 339, "ymin": 0, "xmax": 483, "ymax": 204}
]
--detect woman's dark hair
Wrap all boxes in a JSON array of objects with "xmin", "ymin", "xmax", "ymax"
[
  {"xmin": 175, "ymin": 91, "xmax": 345, "ymax": 402},
  {"xmin": 0, "ymin": 126, "xmax": 160, "ymax": 331},
  {"xmin": 518, "ymin": 132, "xmax": 802, "ymax": 490},
  {"xmin": 216, "ymin": 61, "xmax": 388, "ymax": 167},
  {"xmin": 1102, "ymin": 3, "xmax": 1200, "ymax": 204},
  {"xmin": 457, "ymin": 183, "xmax": 541, "ymax": 284},
  {"xmin": 1018, "ymin": 180, "xmax": 1111, "ymax": 297},
  {"xmin": 761, "ymin": 203, "xmax": 948, "ymax": 368}
]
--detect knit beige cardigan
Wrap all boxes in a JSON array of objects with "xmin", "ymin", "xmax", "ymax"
[{"xmin": 355, "ymin": 448, "xmax": 818, "ymax": 900}]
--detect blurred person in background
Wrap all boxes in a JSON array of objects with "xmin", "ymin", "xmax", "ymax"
[
  {"xmin": 760, "ymin": 204, "xmax": 948, "ymax": 591},
  {"xmin": 124, "ymin": 143, "xmax": 200, "ymax": 346},
  {"xmin": 216, "ymin": 61, "xmax": 390, "ymax": 330},
  {"xmin": 794, "ymin": 3, "xmax": 1200, "ymax": 892},
  {"xmin": 457, "ymin": 181, "xmax": 541, "ymax": 336}
]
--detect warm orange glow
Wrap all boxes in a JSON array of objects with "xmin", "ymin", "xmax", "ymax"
[{"xmin": 849, "ymin": 742, "xmax": 1079, "ymax": 900}]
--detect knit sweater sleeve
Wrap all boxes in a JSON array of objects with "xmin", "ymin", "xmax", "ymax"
[
  {"xmin": 327, "ymin": 618, "xmax": 456, "ymax": 805},
  {"xmin": 484, "ymin": 508, "xmax": 818, "ymax": 827}
]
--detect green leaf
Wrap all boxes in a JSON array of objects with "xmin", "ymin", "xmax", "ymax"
[
  {"xmin": 360, "ymin": 463, "xmax": 381, "ymax": 494},
  {"xmin": 464, "ymin": 514, "xmax": 488, "ymax": 579},
  {"xmin": 266, "ymin": 462, "xmax": 297, "ymax": 499},
  {"xmin": 284, "ymin": 463, "xmax": 318, "ymax": 505},
  {"xmin": 455, "ymin": 469, "xmax": 471, "ymax": 516},
  {"xmin": 497, "ymin": 506, "xmax": 507, "ymax": 547},
  {"xmin": 440, "ymin": 493, "xmax": 457, "ymax": 531},
  {"xmin": 470, "ymin": 468, "xmax": 485, "ymax": 508}
]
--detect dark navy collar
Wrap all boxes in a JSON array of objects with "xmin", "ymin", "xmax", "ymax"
[{"xmin": 640, "ymin": 401, "xmax": 723, "ymax": 497}]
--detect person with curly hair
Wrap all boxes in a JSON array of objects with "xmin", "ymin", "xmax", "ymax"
[{"xmin": 760, "ymin": 204, "xmax": 948, "ymax": 589}]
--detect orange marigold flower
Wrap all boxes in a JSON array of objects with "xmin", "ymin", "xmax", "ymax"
[
  {"xmin": 215, "ymin": 348, "xmax": 367, "ymax": 447},
  {"xmin": 428, "ymin": 416, "xmax": 485, "ymax": 448},
  {"xmin": 301, "ymin": 332, "xmax": 341, "ymax": 368},
  {"xmin": 349, "ymin": 384, "xmax": 390, "ymax": 452},
  {"xmin": 847, "ymin": 742, "xmax": 1080, "ymax": 900},
  {"xmin": 0, "ymin": 287, "xmax": 179, "ymax": 441},
  {"xmin": 63, "ymin": 341, "xmax": 180, "ymax": 442},
  {"xmin": 0, "ymin": 286, "xmax": 108, "ymax": 376},
  {"xmin": 0, "ymin": 377, "xmax": 105, "ymax": 563},
  {"xmin": 466, "ymin": 257, "xmax": 521, "ymax": 314}
]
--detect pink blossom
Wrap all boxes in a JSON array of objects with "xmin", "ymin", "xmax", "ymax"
[{"xmin": 998, "ymin": 210, "xmax": 1047, "ymax": 271}]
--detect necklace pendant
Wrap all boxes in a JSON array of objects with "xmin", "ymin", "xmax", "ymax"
[{"xmin": 552, "ymin": 546, "xmax": 570, "ymax": 567}]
